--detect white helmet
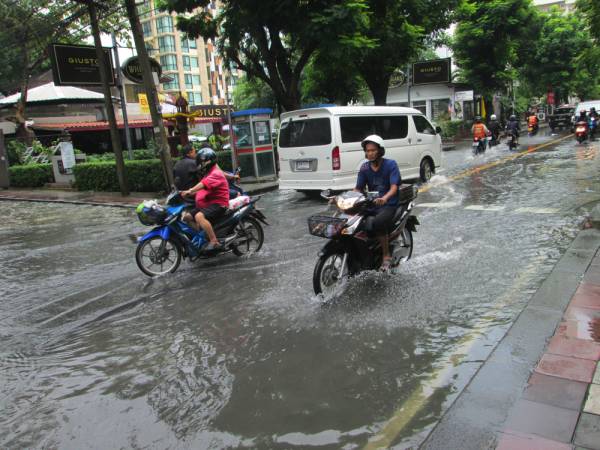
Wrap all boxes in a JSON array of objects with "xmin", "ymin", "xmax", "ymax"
[
  {"xmin": 361, "ymin": 134, "xmax": 385, "ymax": 157},
  {"xmin": 490, "ymin": 114, "xmax": 497, "ymax": 120}
]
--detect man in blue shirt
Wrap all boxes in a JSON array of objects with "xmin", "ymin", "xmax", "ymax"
[{"xmin": 354, "ymin": 134, "xmax": 401, "ymax": 271}]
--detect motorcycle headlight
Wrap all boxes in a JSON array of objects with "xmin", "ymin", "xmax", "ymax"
[{"xmin": 336, "ymin": 196, "xmax": 359, "ymax": 211}]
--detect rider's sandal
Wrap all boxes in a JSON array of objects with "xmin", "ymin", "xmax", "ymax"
[{"xmin": 380, "ymin": 258, "xmax": 392, "ymax": 272}]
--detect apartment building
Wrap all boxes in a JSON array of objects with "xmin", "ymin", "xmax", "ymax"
[
  {"xmin": 133, "ymin": 0, "xmax": 238, "ymax": 107},
  {"xmin": 532, "ymin": 0, "xmax": 576, "ymax": 13}
]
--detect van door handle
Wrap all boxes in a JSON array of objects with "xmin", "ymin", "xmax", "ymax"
[
  {"xmin": 417, "ymin": 138, "xmax": 422, "ymax": 143},
  {"xmin": 408, "ymin": 138, "xmax": 412, "ymax": 144}
]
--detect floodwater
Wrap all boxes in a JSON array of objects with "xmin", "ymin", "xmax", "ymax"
[{"xmin": 1, "ymin": 132, "xmax": 599, "ymax": 449}]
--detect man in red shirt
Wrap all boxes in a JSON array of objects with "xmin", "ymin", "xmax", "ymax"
[{"xmin": 182, "ymin": 148, "xmax": 230, "ymax": 251}]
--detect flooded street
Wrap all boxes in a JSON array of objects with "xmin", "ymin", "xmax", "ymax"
[{"xmin": 1, "ymin": 132, "xmax": 600, "ymax": 449}]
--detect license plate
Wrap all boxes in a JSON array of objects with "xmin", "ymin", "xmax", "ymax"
[{"xmin": 295, "ymin": 160, "xmax": 311, "ymax": 170}]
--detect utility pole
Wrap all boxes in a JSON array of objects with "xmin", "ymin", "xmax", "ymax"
[
  {"xmin": 224, "ymin": 76, "xmax": 237, "ymax": 170},
  {"xmin": 406, "ymin": 63, "xmax": 412, "ymax": 106},
  {"xmin": 124, "ymin": 0, "xmax": 174, "ymax": 190},
  {"xmin": 78, "ymin": 0, "xmax": 129, "ymax": 195},
  {"xmin": 112, "ymin": 32, "xmax": 133, "ymax": 160}
]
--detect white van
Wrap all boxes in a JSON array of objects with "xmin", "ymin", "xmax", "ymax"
[{"xmin": 277, "ymin": 106, "xmax": 443, "ymax": 192}]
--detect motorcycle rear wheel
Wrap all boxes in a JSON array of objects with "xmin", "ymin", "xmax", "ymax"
[
  {"xmin": 135, "ymin": 237, "xmax": 182, "ymax": 277},
  {"xmin": 232, "ymin": 217, "xmax": 264, "ymax": 256},
  {"xmin": 313, "ymin": 251, "xmax": 347, "ymax": 296}
]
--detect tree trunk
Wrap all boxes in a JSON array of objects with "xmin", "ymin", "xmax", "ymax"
[
  {"xmin": 15, "ymin": 42, "xmax": 33, "ymax": 146},
  {"xmin": 362, "ymin": 72, "xmax": 391, "ymax": 106}
]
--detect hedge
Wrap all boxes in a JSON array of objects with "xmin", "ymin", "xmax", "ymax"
[
  {"xmin": 73, "ymin": 151, "xmax": 234, "ymax": 192},
  {"xmin": 8, "ymin": 164, "xmax": 54, "ymax": 187},
  {"xmin": 86, "ymin": 149, "xmax": 156, "ymax": 162},
  {"xmin": 438, "ymin": 120, "xmax": 468, "ymax": 140},
  {"xmin": 74, "ymin": 159, "xmax": 166, "ymax": 192}
]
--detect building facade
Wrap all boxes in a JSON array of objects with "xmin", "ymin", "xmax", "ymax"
[
  {"xmin": 135, "ymin": 0, "xmax": 239, "ymax": 108},
  {"xmin": 532, "ymin": 0, "xmax": 576, "ymax": 13}
]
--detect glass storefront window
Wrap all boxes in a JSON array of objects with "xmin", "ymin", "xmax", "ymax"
[
  {"xmin": 432, "ymin": 98, "xmax": 451, "ymax": 121},
  {"xmin": 233, "ymin": 122, "xmax": 253, "ymax": 147},
  {"xmin": 412, "ymin": 100, "xmax": 427, "ymax": 116}
]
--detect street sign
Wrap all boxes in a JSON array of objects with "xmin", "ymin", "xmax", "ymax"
[
  {"xmin": 50, "ymin": 43, "xmax": 114, "ymax": 86},
  {"xmin": 455, "ymin": 90, "xmax": 474, "ymax": 102},
  {"xmin": 138, "ymin": 93, "xmax": 150, "ymax": 113},
  {"xmin": 189, "ymin": 105, "xmax": 231, "ymax": 119},
  {"xmin": 412, "ymin": 58, "xmax": 451, "ymax": 86},
  {"xmin": 389, "ymin": 69, "xmax": 406, "ymax": 88},
  {"xmin": 121, "ymin": 56, "xmax": 162, "ymax": 84},
  {"xmin": 547, "ymin": 92, "xmax": 555, "ymax": 105},
  {"xmin": 59, "ymin": 141, "xmax": 76, "ymax": 173}
]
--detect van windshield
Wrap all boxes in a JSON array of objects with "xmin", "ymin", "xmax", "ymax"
[{"xmin": 279, "ymin": 118, "xmax": 331, "ymax": 147}]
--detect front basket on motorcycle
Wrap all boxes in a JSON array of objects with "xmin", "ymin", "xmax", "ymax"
[{"xmin": 307, "ymin": 215, "xmax": 348, "ymax": 238}]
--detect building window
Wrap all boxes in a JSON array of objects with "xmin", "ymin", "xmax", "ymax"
[
  {"xmin": 431, "ymin": 98, "xmax": 451, "ymax": 121},
  {"xmin": 163, "ymin": 78, "xmax": 179, "ymax": 91},
  {"xmin": 160, "ymin": 54, "xmax": 178, "ymax": 71},
  {"xmin": 158, "ymin": 35, "xmax": 176, "ymax": 53},
  {"xmin": 188, "ymin": 92, "xmax": 202, "ymax": 105},
  {"xmin": 412, "ymin": 100, "xmax": 427, "ymax": 116},
  {"xmin": 188, "ymin": 39, "xmax": 197, "ymax": 49},
  {"xmin": 182, "ymin": 55, "xmax": 191, "ymax": 71},
  {"xmin": 145, "ymin": 41, "xmax": 157, "ymax": 57},
  {"xmin": 156, "ymin": 15, "xmax": 174, "ymax": 34},
  {"xmin": 137, "ymin": 0, "xmax": 150, "ymax": 16},
  {"xmin": 142, "ymin": 21, "xmax": 152, "ymax": 38},
  {"xmin": 190, "ymin": 57, "xmax": 199, "ymax": 69},
  {"xmin": 185, "ymin": 74, "xmax": 200, "ymax": 89}
]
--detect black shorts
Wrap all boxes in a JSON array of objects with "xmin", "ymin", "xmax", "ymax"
[
  {"xmin": 367, "ymin": 207, "xmax": 396, "ymax": 235},
  {"xmin": 188, "ymin": 204, "xmax": 227, "ymax": 221}
]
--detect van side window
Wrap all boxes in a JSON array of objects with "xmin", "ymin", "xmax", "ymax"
[
  {"xmin": 413, "ymin": 115, "xmax": 435, "ymax": 135},
  {"xmin": 279, "ymin": 118, "xmax": 332, "ymax": 147},
  {"xmin": 340, "ymin": 115, "xmax": 408, "ymax": 142}
]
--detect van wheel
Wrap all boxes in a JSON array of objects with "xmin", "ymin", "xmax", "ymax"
[{"xmin": 419, "ymin": 158, "xmax": 434, "ymax": 183}]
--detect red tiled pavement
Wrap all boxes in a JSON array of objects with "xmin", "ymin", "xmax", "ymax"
[
  {"xmin": 570, "ymin": 283, "xmax": 600, "ymax": 310},
  {"xmin": 535, "ymin": 353, "xmax": 596, "ymax": 383},
  {"xmin": 547, "ymin": 334, "xmax": 600, "ymax": 361},
  {"xmin": 496, "ymin": 430, "xmax": 573, "ymax": 450},
  {"xmin": 558, "ymin": 306, "xmax": 600, "ymax": 341},
  {"xmin": 522, "ymin": 372, "xmax": 588, "ymax": 411}
]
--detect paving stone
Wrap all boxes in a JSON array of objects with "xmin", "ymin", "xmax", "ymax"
[
  {"xmin": 584, "ymin": 271, "xmax": 600, "ymax": 286},
  {"xmin": 593, "ymin": 362, "xmax": 600, "ymax": 385},
  {"xmin": 559, "ymin": 306, "xmax": 600, "ymax": 342},
  {"xmin": 522, "ymin": 372, "xmax": 588, "ymax": 411},
  {"xmin": 496, "ymin": 429, "xmax": 573, "ymax": 450},
  {"xmin": 547, "ymin": 334, "xmax": 600, "ymax": 361},
  {"xmin": 584, "ymin": 384, "xmax": 600, "ymax": 415},
  {"xmin": 535, "ymin": 353, "xmax": 596, "ymax": 383},
  {"xmin": 504, "ymin": 399, "xmax": 579, "ymax": 443},
  {"xmin": 574, "ymin": 412, "xmax": 600, "ymax": 450},
  {"xmin": 576, "ymin": 282, "xmax": 600, "ymax": 298},
  {"xmin": 571, "ymin": 288, "xmax": 600, "ymax": 310}
]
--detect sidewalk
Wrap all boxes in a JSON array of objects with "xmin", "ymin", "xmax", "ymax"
[
  {"xmin": 423, "ymin": 205, "xmax": 600, "ymax": 450},
  {"xmin": 0, "ymin": 179, "xmax": 279, "ymax": 209}
]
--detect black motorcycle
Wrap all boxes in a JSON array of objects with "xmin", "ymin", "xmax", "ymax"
[{"xmin": 308, "ymin": 185, "xmax": 419, "ymax": 296}]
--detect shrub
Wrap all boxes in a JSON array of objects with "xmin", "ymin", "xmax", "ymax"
[
  {"xmin": 74, "ymin": 159, "xmax": 166, "ymax": 192},
  {"xmin": 438, "ymin": 120, "xmax": 468, "ymax": 140},
  {"xmin": 86, "ymin": 148, "xmax": 157, "ymax": 163},
  {"xmin": 8, "ymin": 164, "xmax": 54, "ymax": 187}
]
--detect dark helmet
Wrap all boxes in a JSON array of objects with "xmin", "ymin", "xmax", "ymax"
[
  {"xmin": 136, "ymin": 200, "xmax": 167, "ymax": 226},
  {"xmin": 510, "ymin": 114, "xmax": 517, "ymax": 121},
  {"xmin": 196, "ymin": 147, "xmax": 217, "ymax": 170},
  {"xmin": 361, "ymin": 134, "xmax": 385, "ymax": 157},
  {"xmin": 474, "ymin": 116, "xmax": 482, "ymax": 122}
]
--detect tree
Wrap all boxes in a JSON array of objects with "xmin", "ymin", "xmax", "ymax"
[
  {"xmin": 577, "ymin": 0, "xmax": 600, "ymax": 42},
  {"xmin": 357, "ymin": 0, "xmax": 461, "ymax": 105},
  {"xmin": 232, "ymin": 76, "xmax": 278, "ymax": 111},
  {"xmin": 452, "ymin": 0, "xmax": 539, "ymax": 98},
  {"xmin": 159, "ymin": 0, "xmax": 371, "ymax": 111},
  {"xmin": 519, "ymin": 8, "xmax": 600, "ymax": 104}
]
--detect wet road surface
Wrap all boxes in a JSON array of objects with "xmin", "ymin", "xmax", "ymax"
[{"xmin": 1, "ymin": 131, "xmax": 599, "ymax": 449}]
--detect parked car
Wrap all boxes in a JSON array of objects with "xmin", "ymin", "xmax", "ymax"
[
  {"xmin": 277, "ymin": 106, "xmax": 443, "ymax": 194},
  {"xmin": 549, "ymin": 105, "xmax": 575, "ymax": 131}
]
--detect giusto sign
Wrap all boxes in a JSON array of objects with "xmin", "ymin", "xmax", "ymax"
[
  {"xmin": 389, "ymin": 69, "xmax": 406, "ymax": 89},
  {"xmin": 121, "ymin": 56, "xmax": 162, "ymax": 84},
  {"xmin": 190, "ymin": 105, "xmax": 231, "ymax": 118},
  {"xmin": 412, "ymin": 58, "xmax": 451, "ymax": 86},
  {"xmin": 50, "ymin": 43, "xmax": 114, "ymax": 86}
]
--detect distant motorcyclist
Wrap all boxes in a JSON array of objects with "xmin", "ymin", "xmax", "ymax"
[
  {"xmin": 589, "ymin": 107, "xmax": 599, "ymax": 120},
  {"xmin": 354, "ymin": 134, "xmax": 401, "ymax": 272},
  {"xmin": 527, "ymin": 113, "xmax": 539, "ymax": 134},
  {"xmin": 589, "ymin": 108, "xmax": 598, "ymax": 140},
  {"xmin": 488, "ymin": 114, "xmax": 501, "ymax": 143},
  {"xmin": 471, "ymin": 116, "xmax": 489, "ymax": 140},
  {"xmin": 577, "ymin": 109, "xmax": 588, "ymax": 122},
  {"xmin": 506, "ymin": 114, "xmax": 520, "ymax": 144}
]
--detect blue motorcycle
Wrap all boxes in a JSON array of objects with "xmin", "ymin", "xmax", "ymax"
[{"xmin": 134, "ymin": 191, "xmax": 268, "ymax": 276}]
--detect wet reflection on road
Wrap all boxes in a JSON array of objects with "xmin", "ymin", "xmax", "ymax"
[{"xmin": 1, "ymin": 132, "xmax": 599, "ymax": 448}]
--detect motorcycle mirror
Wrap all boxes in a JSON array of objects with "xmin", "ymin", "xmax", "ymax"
[{"xmin": 435, "ymin": 125, "xmax": 442, "ymax": 134}]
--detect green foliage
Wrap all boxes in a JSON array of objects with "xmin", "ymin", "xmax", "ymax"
[
  {"xmin": 232, "ymin": 76, "xmax": 278, "ymax": 111},
  {"xmin": 8, "ymin": 163, "xmax": 53, "ymax": 187},
  {"xmin": 577, "ymin": 0, "xmax": 600, "ymax": 42},
  {"xmin": 357, "ymin": 0, "xmax": 461, "ymax": 105},
  {"xmin": 452, "ymin": 0, "xmax": 539, "ymax": 96},
  {"xmin": 437, "ymin": 120, "xmax": 468, "ymax": 140},
  {"xmin": 161, "ymin": 0, "xmax": 371, "ymax": 111},
  {"xmin": 6, "ymin": 139, "xmax": 55, "ymax": 165},
  {"xmin": 520, "ymin": 8, "xmax": 600, "ymax": 103},
  {"xmin": 86, "ymin": 149, "xmax": 156, "ymax": 162},
  {"xmin": 74, "ymin": 160, "xmax": 166, "ymax": 192}
]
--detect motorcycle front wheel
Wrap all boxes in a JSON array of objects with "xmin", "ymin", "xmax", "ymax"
[
  {"xmin": 313, "ymin": 250, "xmax": 348, "ymax": 296},
  {"xmin": 135, "ymin": 237, "xmax": 182, "ymax": 277}
]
